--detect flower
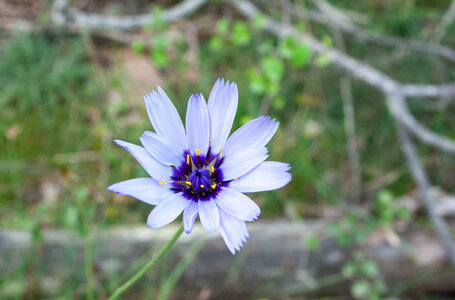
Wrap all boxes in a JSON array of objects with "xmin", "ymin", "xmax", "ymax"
[{"xmin": 108, "ymin": 79, "xmax": 291, "ymax": 254}]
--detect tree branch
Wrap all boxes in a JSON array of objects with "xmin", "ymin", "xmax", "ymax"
[
  {"xmin": 433, "ymin": 0, "xmax": 455, "ymax": 43},
  {"xmin": 390, "ymin": 94, "xmax": 455, "ymax": 266},
  {"xmin": 52, "ymin": 0, "xmax": 209, "ymax": 30},
  {"xmin": 230, "ymin": 0, "xmax": 455, "ymax": 153},
  {"xmin": 299, "ymin": 0, "xmax": 455, "ymax": 63}
]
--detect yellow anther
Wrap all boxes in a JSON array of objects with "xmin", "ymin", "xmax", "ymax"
[
  {"xmin": 185, "ymin": 181, "xmax": 192, "ymax": 186},
  {"xmin": 200, "ymin": 184, "xmax": 204, "ymax": 188},
  {"xmin": 186, "ymin": 154, "xmax": 190, "ymax": 165},
  {"xmin": 159, "ymin": 180, "xmax": 167, "ymax": 185},
  {"xmin": 211, "ymin": 184, "xmax": 216, "ymax": 189},
  {"xmin": 234, "ymin": 178, "xmax": 239, "ymax": 181},
  {"xmin": 196, "ymin": 149, "xmax": 200, "ymax": 156},
  {"xmin": 211, "ymin": 166, "xmax": 215, "ymax": 173}
]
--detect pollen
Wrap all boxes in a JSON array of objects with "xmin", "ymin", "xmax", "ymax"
[
  {"xmin": 159, "ymin": 179, "xmax": 167, "ymax": 185},
  {"xmin": 186, "ymin": 154, "xmax": 190, "ymax": 165},
  {"xmin": 196, "ymin": 149, "xmax": 200, "ymax": 156},
  {"xmin": 186, "ymin": 181, "xmax": 192, "ymax": 186},
  {"xmin": 211, "ymin": 184, "xmax": 216, "ymax": 189},
  {"xmin": 200, "ymin": 184, "xmax": 204, "ymax": 188},
  {"xmin": 211, "ymin": 166, "xmax": 215, "ymax": 173}
]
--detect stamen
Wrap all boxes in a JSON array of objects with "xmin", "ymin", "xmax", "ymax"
[
  {"xmin": 211, "ymin": 166, "xmax": 215, "ymax": 173},
  {"xmin": 200, "ymin": 184, "xmax": 204, "ymax": 188},
  {"xmin": 186, "ymin": 181, "xmax": 192, "ymax": 186},
  {"xmin": 186, "ymin": 154, "xmax": 190, "ymax": 165},
  {"xmin": 211, "ymin": 183, "xmax": 216, "ymax": 189},
  {"xmin": 196, "ymin": 149, "xmax": 200, "ymax": 156}
]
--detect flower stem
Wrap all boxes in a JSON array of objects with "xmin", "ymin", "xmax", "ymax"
[{"xmin": 108, "ymin": 225, "xmax": 184, "ymax": 300}]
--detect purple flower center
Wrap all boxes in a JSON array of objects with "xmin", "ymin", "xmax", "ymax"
[
  {"xmin": 170, "ymin": 148, "xmax": 227, "ymax": 201},
  {"xmin": 188, "ymin": 169, "xmax": 212, "ymax": 193}
]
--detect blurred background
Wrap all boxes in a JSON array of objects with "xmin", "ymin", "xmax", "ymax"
[{"xmin": 1, "ymin": 0, "xmax": 455, "ymax": 299}]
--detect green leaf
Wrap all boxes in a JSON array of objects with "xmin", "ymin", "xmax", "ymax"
[
  {"xmin": 351, "ymin": 280, "xmax": 371, "ymax": 299},
  {"xmin": 216, "ymin": 19, "xmax": 230, "ymax": 34},
  {"xmin": 231, "ymin": 21, "xmax": 251, "ymax": 46},
  {"xmin": 151, "ymin": 35, "xmax": 168, "ymax": 51},
  {"xmin": 278, "ymin": 35, "xmax": 295, "ymax": 58},
  {"xmin": 290, "ymin": 43, "xmax": 312, "ymax": 68},
  {"xmin": 342, "ymin": 262, "xmax": 356, "ymax": 278},
  {"xmin": 262, "ymin": 56, "xmax": 284, "ymax": 82},
  {"xmin": 361, "ymin": 261, "xmax": 379, "ymax": 277},
  {"xmin": 150, "ymin": 49, "xmax": 168, "ymax": 67},
  {"xmin": 152, "ymin": 5, "xmax": 166, "ymax": 29},
  {"xmin": 252, "ymin": 14, "xmax": 267, "ymax": 29},
  {"xmin": 131, "ymin": 40, "xmax": 146, "ymax": 55},
  {"xmin": 305, "ymin": 235, "xmax": 319, "ymax": 250},
  {"xmin": 209, "ymin": 36, "xmax": 223, "ymax": 51},
  {"xmin": 322, "ymin": 34, "xmax": 333, "ymax": 47},
  {"xmin": 247, "ymin": 68, "xmax": 266, "ymax": 95},
  {"xmin": 396, "ymin": 206, "xmax": 411, "ymax": 220},
  {"xmin": 316, "ymin": 53, "xmax": 331, "ymax": 68}
]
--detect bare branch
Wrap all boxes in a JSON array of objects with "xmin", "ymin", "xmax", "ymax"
[
  {"xmin": 299, "ymin": 1, "xmax": 455, "ymax": 63},
  {"xmin": 52, "ymin": 0, "xmax": 209, "ymax": 30},
  {"xmin": 433, "ymin": 0, "xmax": 455, "ymax": 43},
  {"xmin": 401, "ymin": 83, "xmax": 455, "ymax": 98},
  {"xmin": 311, "ymin": 0, "xmax": 354, "ymax": 28},
  {"xmin": 230, "ymin": 0, "xmax": 455, "ymax": 154},
  {"xmin": 390, "ymin": 94, "xmax": 455, "ymax": 265},
  {"xmin": 386, "ymin": 95, "xmax": 455, "ymax": 154}
]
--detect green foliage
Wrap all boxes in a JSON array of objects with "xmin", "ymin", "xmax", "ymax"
[
  {"xmin": 262, "ymin": 56, "xmax": 284, "ymax": 82},
  {"xmin": 0, "ymin": 33, "xmax": 93, "ymax": 113},
  {"xmin": 279, "ymin": 36, "xmax": 312, "ymax": 68},
  {"xmin": 216, "ymin": 19, "xmax": 230, "ymax": 35},
  {"xmin": 343, "ymin": 253, "xmax": 386, "ymax": 300},
  {"xmin": 132, "ymin": 40, "xmax": 146, "ymax": 54},
  {"xmin": 231, "ymin": 21, "xmax": 252, "ymax": 46},
  {"xmin": 374, "ymin": 189, "xmax": 410, "ymax": 225}
]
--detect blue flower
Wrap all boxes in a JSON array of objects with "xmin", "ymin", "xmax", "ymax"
[{"xmin": 108, "ymin": 79, "xmax": 291, "ymax": 254}]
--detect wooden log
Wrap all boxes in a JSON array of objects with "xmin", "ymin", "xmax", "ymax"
[{"xmin": 0, "ymin": 220, "xmax": 454, "ymax": 298}]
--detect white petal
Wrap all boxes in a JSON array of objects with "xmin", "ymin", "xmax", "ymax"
[
  {"xmin": 186, "ymin": 94, "xmax": 210, "ymax": 156},
  {"xmin": 140, "ymin": 131, "xmax": 183, "ymax": 166},
  {"xmin": 107, "ymin": 178, "xmax": 173, "ymax": 205},
  {"xmin": 147, "ymin": 193, "xmax": 189, "ymax": 229},
  {"xmin": 114, "ymin": 140, "xmax": 171, "ymax": 181},
  {"xmin": 144, "ymin": 89, "xmax": 187, "ymax": 153},
  {"xmin": 223, "ymin": 116, "xmax": 278, "ymax": 157},
  {"xmin": 183, "ymin": 201, "xmax": 199, "ymax": 234},
  {"xmin": 215, "ymin": 188, "xmax": 261, "ymax": 221},
  {"xmin": 198, "ymin": 200, "xmax": 220, "ymax": 233},
  {"xmin": 219, "ymin": 210, "xmax": 250, "ymax": 255},
  {"xmin": 229, "ymin": 161, "xmax": 292, "ymax": 193},
  {"xmin": 221, "ymin": 147, "xmax": 268, "ymax": 181},
  {"xmin": 208, "ymin": 79, "xmax": 238, "ymax": 153}
]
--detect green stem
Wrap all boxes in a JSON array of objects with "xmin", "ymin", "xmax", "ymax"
[{"xmin": 108, "ymin": 225, "xmax": 184, "ymax": 300}]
